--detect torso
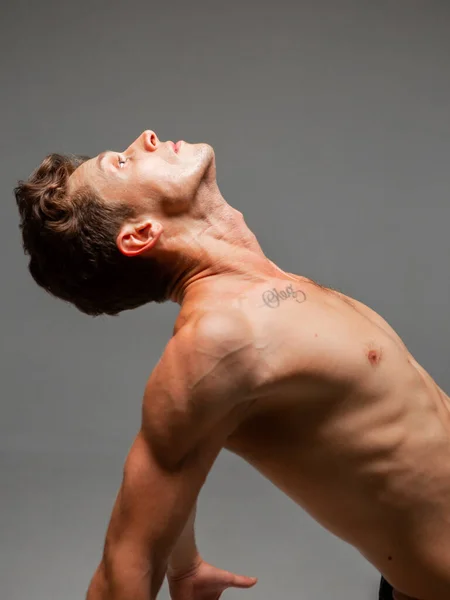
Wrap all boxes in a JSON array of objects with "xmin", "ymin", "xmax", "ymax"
[{"xmin": 177, "ymin": 274, "xmax": 450, "ymax": 599}]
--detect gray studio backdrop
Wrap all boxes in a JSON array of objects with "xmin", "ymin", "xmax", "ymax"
[{"xmin": 2, "ymin": 1, "xmax": 450, "ymax": 599}]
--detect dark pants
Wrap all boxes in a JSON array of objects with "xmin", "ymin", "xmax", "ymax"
[{"xmin": 379, "ymin": 576, "xmax": 394, "ymax": 600}]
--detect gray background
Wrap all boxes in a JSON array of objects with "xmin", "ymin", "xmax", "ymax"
[{"xmin": 2, "ymin": 1, "xmax": 450, "ymax": 598}]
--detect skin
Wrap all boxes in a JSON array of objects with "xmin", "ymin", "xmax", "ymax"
[
  {"xmin": 74, "ymin": 131, "xmax": 450, "ymax": 599},
  {"xmin": 68, "ymin": 130, "xmax": 274, "ymax": 306}
]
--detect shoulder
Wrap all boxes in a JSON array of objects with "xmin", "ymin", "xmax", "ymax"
[
  {"xmin": 189, "ymin": 308, "xmax": 255, "ymax": 356},
  {"xmin": 172, "ymin": 308, "xmax": 258, "ymax": 394},
  {"xmin": 174, "ymin": 306, "xmax": 253, "ymax": 342},
  {"xmin": 141, "ymin": 309, "xmax": 258, "ymax": 463}
]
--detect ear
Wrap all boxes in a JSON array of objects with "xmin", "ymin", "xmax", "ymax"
[{"xmin": 117, "ymin": 218, "xmax": 164, "ymax": 257}]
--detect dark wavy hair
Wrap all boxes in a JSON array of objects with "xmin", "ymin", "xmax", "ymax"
[{"xmin": 14, "ymin": 153, "xmax": 175, "ymax": 316}]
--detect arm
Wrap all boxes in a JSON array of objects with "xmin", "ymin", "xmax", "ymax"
[
  {"xmin": 86, "ymin": 561, "xmax": 109, "ymax": 600},
  {"xmin": 167, "ymin": 500, "xmax": 201, "ymax": 578},
  {"xmin": 86, "ymin": 469, "xmax": 201, "ymax": 600},
  {"xmin": 104, "ymin": 428, "xmax": 226, "ymax": 600},
  {"xmin": 85, "ymin": 311, "xmax": 257, "ymax": 600}
]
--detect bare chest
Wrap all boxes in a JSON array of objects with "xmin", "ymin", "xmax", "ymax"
[
  {"xmin": 224, "ymin": 277, "xmax": 422, "ymax": 460},
  {"xmin": 223, "ymin": 279, "xmax": 450, "ymax": 593}
]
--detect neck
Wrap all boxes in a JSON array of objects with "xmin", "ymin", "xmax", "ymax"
[{"xmin": 162, "ymin": 179, "xmax": 290, "ymax": 307}]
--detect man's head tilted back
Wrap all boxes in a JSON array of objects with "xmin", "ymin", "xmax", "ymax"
[{"xmin": 13, "ymin": 131, "xmax": 228, "ymax": 317}]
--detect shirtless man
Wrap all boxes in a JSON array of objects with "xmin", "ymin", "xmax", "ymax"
[{"xmin": 14, "ymin": 130, "xmax": 450, "ymax": 600}]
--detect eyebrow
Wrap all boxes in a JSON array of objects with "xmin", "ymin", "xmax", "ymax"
[{"xmin": 97, "ymin": 150, "xmax": 113, "ymax": 172}]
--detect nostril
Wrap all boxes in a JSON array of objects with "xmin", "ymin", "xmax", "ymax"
[{"xmin": 144, "ymin": 130, "xmax": 158, "ymax": 149}]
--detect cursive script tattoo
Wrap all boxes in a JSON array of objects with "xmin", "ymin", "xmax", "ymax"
[{"xmin": 261, "ymin": 283, "xmax": 307, "ymax": 309}]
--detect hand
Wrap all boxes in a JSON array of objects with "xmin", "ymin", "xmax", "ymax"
[{"xmin": 167, "ymin": 556, "xmax": 258, "ymax": 600}]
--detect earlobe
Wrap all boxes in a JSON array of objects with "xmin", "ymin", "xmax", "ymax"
[{"xmin": 117, "ymin": 219, "xmax": 163, "ymax": 257}]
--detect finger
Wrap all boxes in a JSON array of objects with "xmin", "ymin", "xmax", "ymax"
[{"xmin": 229, "ymin": 574, "xmax": 258, "ymax": 588}]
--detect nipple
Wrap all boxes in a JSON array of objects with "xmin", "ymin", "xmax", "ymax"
[{"xmin": 367, "ymin": 348, "xmax": 382, "ymax": 366}]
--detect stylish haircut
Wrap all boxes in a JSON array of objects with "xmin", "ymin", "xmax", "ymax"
[{"xmin": 14, "ymin": 153, "xmax": 175, "ymax": 317}]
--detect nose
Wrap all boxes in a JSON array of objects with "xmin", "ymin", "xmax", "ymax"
[{"xmin": 142, "ymin": 130, "xmax": 159, "ymax": 151}]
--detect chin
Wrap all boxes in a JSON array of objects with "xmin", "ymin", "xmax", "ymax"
[
  {"xmin": 201, "ymin": 142, "xmax": 215, "ymax": 166},
  {"xmin": 187, "ymin": 142, "xmax": 214, "ymax": 172},
  {"xmin": 190, "ymin": 141, "xmax": 214, "ymax": 157}
]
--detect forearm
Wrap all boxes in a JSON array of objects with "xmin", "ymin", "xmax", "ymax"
[
  {"xmin": 95, "ymin": 502, "xmax": 200, "ymax": 599},
  {"xmin": 87, "ymin": 465, "xmax": 198, "ymax": 598},
  {"xmin": 85, "ymin": 425, "xmax": 210, "ymax": 600},
  {"xmin": 93, "ymin": 500, "xmax": 201, "ymax": 599},
  {"xmin": 167, "ymin": 500, "xmax": 201, "ymax": 577},
  {"xmin": 87, "ymin": 481, "xmax": 157, "ymax": 600},
  {"xmin": 85, "ymin": 561, "xmax": 109, "ymax": 600}
]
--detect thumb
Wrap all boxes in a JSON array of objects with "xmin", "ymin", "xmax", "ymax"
[{"xmin": 228, "ymin": 573, "xmax": 258, "ymax": 589}]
